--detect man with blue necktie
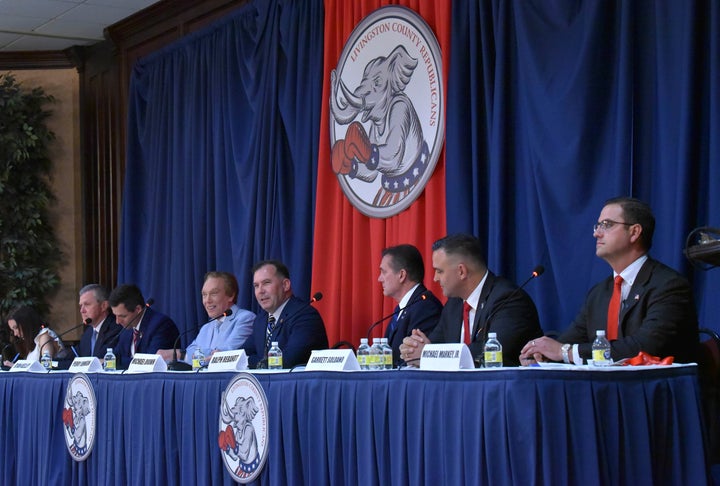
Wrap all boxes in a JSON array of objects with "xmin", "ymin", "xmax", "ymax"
[
  {"xmin": 77, "ymin": 284, "xmax": 123, "ymax": 359},
  {"xmin": 377, "ymin": 244, "xmax": 443, "ymax": 367}
]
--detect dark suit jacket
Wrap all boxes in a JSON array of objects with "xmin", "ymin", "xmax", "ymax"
[
  {"xmin": 78, "ymin": 314, "xmax": 123, "ymax": 359},
  {"xmin": 559, "ymin": 258, "xmax": 698, "ymax": 363},
  {"xmin": 429, "ymin": 271, "xmax": 542, "ymax": 366},
  {"xmin": 242, "ymin": 295, "xmax": 328, "ymax": 369},
  {"xmin": 384, "ymin": 284, "xmax": 443, "ymax": 367},
  {"xmin": 114, "ymin": 307, "xmax": 179, "ymax": 368}
]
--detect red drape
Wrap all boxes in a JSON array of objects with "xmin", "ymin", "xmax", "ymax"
[{"xmin": 312, "ymin": 0, "xmax": 450, "ymax": 348}]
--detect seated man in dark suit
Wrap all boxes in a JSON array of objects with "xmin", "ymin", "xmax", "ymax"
[
  {"xmin": 400, "ymin": 234, "xmax": 543, "ymax": 367},
  {"xmin": 242, "ymin": 260, "xmax": 328, "ymax": 369},
  {"xmin": 378, "ymin": 244, "xmax": 443, "ymax": 367},
  {"xmin": 77, "ymin": 284, "xmax": 123, "ymax": 359},
  {"xmin": 110, "ymin": 284, "xmax": 180, "ymax": 368},
  {"xmin": 520, "ymin": 197, "xmax": 698, "ymax": 365}
]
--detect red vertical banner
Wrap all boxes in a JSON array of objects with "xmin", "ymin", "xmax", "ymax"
[{"xmin": 312, "ymin": 0, "xmax": 450, "ymax": 348}]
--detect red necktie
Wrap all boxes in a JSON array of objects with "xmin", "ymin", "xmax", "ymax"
[
  {"xmin": 606, "ymin": 276, "xmax": 623, "ymax": 340},
  {"xmin": 132, "ymin": 328, "xmax": 141, "ymax": 353},
  {"xmin": 462, "ymin": 301, "xmax": 472, "ymax": 345}
]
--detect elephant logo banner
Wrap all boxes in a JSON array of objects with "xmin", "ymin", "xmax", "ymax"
[
  {"xmin": 63, "ymin": 373, "xmax": 97, "ymax": 462},
  {"xmin": 330, "ymin": 6, "xmax": 445, "ymax": 218},
  {"xmin": 218, "ymin": 373, "xmax": 269, "ymax": 483}
]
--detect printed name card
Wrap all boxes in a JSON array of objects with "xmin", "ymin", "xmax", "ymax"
[
  {"xmin": 419, "ymin": 343, "xmax": 474, "ymax": 371},
  {"xmin": 305, "ymin": 349, "xmax": 360, "ymax": 371},
  {"xmin": 206, "ymin": 350, "xmax": 248, "ymax": 372},
  {"xmin": 10, "ymin": 359, "xmax": 48, "ymax": 373},
  {"xmin": 69, "ymin": 357, "xmax": 103, "ymax": 373},
  {"xmin": 127, "ymin": 353, "xmax": 167, "ymax": 373}
]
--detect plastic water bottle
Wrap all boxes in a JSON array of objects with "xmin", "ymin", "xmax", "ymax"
[
  {"xmin": 40, "ymin": 350, "xmax": 52, "ymax": 370},
  {"xmin": 357, "ymin": 338, "xmax": 370, "ymax": 370},
  {"xmin": 592, "ymin": 330, "xmax": 612, "ymax": 366},
  {"xmin": 192, "ymin": 347, "xmax": 206, "ymax": 370},
  {"xmin": 267, "ymin": 341, "xmax": 283, "ymax": 369},
  {"xmin": 369, "ymin": 338, "xmax": 383, "ymax": 370},
  {"xmin": 381, "ymin": 337, "xmax": 393, "ymax": 369},
  {"xmin": 483, "ymin": 332, "xmax": 503, "ymax": 368},
  {"xmin": 103, "ymin": 348, "xmax": 116, "ymax": 371}
]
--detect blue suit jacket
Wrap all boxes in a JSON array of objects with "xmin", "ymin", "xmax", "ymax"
[
  {"xmin": 429, "ymin": 271, "xmax": 542, "ymax": 366},
  {"xmin": 77, "ymin": 313, "xmax": 123, "ymax": 359},
  {"xmin": 384, "ymin": 284, "xmax": 443, "ymax": 367},
  {"xmin": 559, "ymin": 258, "xmax": 698, "ymax": 363},
  {"xmin": 114, "ymin": 307, "xmax": 179, "ymax": 368},
  {"xmin": 242, "ymin": 295, "xmax": 328, "ymax": 369}
]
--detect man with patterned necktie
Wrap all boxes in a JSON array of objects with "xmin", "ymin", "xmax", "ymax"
[
  {"xmin": 242, "ymin": 260, "xmax": 328, "ymax": 369},
  {"xmin": 377, "ymin": 244, "xmax": 442, "ymax": 367},
  {"xmin": 520, "ymin": 197, "xmax": 698, "ymax": 365}
]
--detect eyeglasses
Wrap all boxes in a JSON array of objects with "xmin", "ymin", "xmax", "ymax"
[{"xmin": 593, "ymin": 219, "xmax": 635, "ymax": 233}]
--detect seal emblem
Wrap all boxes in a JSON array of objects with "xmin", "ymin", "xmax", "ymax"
[
  {"xmin": 62, "ymin": 373, "xmax": 97, "ymax": 462},
  {"xmin": 330, "ymin": 6, "xmax": 444, "ymax": 218},
  {"xmin": 218, "ymin": 373, "xmax": 269, "ymax": 483}
]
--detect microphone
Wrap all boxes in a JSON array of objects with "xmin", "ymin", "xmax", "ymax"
[
  {"xmin": 167, "ymin": 308, "xmax": 234, "ymax": 371},
  {"xmin": 145, "ymin": 298, "xmax": 155, "ymax": 307},
  {"xmin": 256, "ymin": 292, "xmax": 322, "ymax": 369},
  {"xmin": 366, "ymin": 291, "xmax": 430, "ymax": 340},
  {"xmin": 38, "ymin": 318, "xmax": 92, "ymax": 362},
  {"xmin": 473, "ymin": 265, "xmax": 545, "ymax": 342}
]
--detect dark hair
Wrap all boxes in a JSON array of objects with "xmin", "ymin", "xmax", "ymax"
[
  {"xmin": 381, "ymin": 244, "xmax": 425, "ymax": 283},
  {"xmin": 204, "ymin": 271, "xmax": 239, "ymax": 303},
  {"xmin": 108, "ymin": 284, "xmax": 146, "ymax": 310},
  {"xmin": 79, "ymin": 283, "xmax": 109, "ymax": 302},
  {"xmin": 251, "ymin": 260, "xmax": 290, "ymax": 279},
  {"xmin": 431, "ymin": 233, "xmax": 487, "ymax": 269},
  {"xmin": 7, "ymin": 306, "xmax": 44, "ymax": 357},
  {"xmin": 604, "ymin": 197, "xmax": 655, "ymax": 250}
]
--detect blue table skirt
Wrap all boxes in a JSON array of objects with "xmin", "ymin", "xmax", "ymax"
[{"xmin": 0, "ymin": 366, "xmax": 710, "ymax": 485}]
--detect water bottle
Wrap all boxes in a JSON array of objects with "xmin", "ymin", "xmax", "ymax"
[
  {"xmin": 267, "ymin": 342, "xmax": 283, "ymax": 369},
  {"xmin": 357, "ymin": 338, "xmax": 370, "ymax": 370},
  {"xmin": 40, "ymin": 350, "xmax": 52, "ymax": 370},
  {"xmin": 369, "ymin": 338, "xmax": 383, "ymax": 370},
  {"xmin": 592, "ymin": 330, "xmax": 612, "ymax": 366},
  {"xmin": 483, "ymin": 332, "xmax": 503, "ymax": 368},
  {"xmin": 192, "ymin": 347, "xmax": 206, "ymax": 370},
  {"xmin": 103, "ymin": 348, "xmax": 116, "ymax": 372},
  {"xmin": 381, "ymin": 337, "xmax": 393, "ymax": 369}
]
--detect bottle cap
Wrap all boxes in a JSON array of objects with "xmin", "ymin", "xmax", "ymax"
[
  {"xmin": 107, "ymin": 348, "xmax": 113, "ymax": 352},
  {"xmin": 596, "ymin": 330, "xmax": 606, "ymax": 336},
  {"xmin": 271, "ymin": 341, "xmax": 278, "ymax": 346},
  {"xmin": 488, "ymin": 332, "xmax": 497, "ymax": 338}
]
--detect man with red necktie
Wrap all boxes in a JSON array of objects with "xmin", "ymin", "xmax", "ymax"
[{"xmin": 520, "ymin": 197, "xmax": 698, "ymax": 365}]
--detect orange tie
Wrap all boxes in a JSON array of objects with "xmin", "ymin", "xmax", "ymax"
[
  {"xmin": 462, "ymin": 301, "xmax": 472, "ymax": 345},
  {"xmin": 606, "ymin": 276, "xmax": 623, "ymax": 340}
]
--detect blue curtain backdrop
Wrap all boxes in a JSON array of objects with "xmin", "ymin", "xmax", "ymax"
[
  {"xmin": 120, "ymin": 0, "xmax": 324, "ymax": 339},
  {"xmin": 446, "ymin": 0, "xmax": 720, "ymax": 333},
  {"xmin": 120, "ymin": 0, "xmax": 720, "ymax": 342}
]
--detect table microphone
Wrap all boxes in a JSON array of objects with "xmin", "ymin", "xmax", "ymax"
[
  {"xmin": 473, "ymin": 265, "xmax": 544, "ymax": 341},
  {"xmin": 167, "ymin": 308, "xmax": 233, "ymax": 371},
  {"xmin": 365, "ymin": 291, "xmax": 430, "ymax": 340},
  {"xmin": 38, "ymin": 318, "xmax": 92, "ymax": 361}
]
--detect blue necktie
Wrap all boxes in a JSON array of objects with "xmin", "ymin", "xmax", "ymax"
[
  {"xmin": 90, "ymin": 329, "xmax": 98, "ymax": 355},
  {"xmin": 265, "ymin": 315, "xmax": 277, "ymax": 356},
  {"xmin": 387, "ymin": 305, "xmax": 401, "ymax": 333}
]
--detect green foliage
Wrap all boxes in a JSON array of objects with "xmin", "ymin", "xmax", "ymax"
[{"xmin": 0, "ymin": 73, "xmax": 61, "ymax": 319}]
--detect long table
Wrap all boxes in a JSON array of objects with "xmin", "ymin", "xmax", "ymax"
[{"xmin": 0, "ymin": 366, "xmax": 710, "ymax": 485}]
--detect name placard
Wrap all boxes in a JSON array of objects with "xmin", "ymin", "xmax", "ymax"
[
  {"xmin": 127, "ymin": 353, "xmax": 167, "ymax": 373},
  {"xmin": 305, "ymin": 349, "xmax": 360, "ymax": 371},
  {"xmin": 419, "ymin": 343, "xmax": 475, "ymax": 371},
  {"xmin": 10, "ymin": 359, "xmax": 48, "ymax": 373},
  {"xmin": 206, "ymin": 350, "xmax": 248, "ymax": 372},
  {"xmin": 69, "ymin": 357, "xmax": 103, "ymax": 373}
]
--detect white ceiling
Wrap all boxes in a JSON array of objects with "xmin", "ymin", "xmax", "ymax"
[{"xmin": 0, "ymin": 0, "xmax": 159, "ymax": 52}]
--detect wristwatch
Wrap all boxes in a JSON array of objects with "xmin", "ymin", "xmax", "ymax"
[{"xmin": 561, "ymin": 343, "xmax": 571, "ymax": 363}]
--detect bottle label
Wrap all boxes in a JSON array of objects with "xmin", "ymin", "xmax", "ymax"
[
  {"xmin": 592, "ymin": 349, "xmax": 611, "ymax": 362},
  {"xmin": 105, "ymin": 359, "xmax": 116, "ymax": 371},
  {"xmin": 358, "ymin": 355, "xmax": 367, "ymax": 366},
  {"xmin": 192, "ymin": 358, "xmax": 202, "ymax": 370},
  {"xmin": 268, "ymin": 356, "xmax": 282, "ymax": 368},
  {"xmin": 484, "ymin": 351, "xmax": 503, "ymax": 364},
  {"xmin": 384, "ymin": 354, "xmax": 392, "ymax": 366}
]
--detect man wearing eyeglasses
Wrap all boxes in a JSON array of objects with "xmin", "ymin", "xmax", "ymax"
[{"xmin": 520, "ymin": 197, "xmax": 698, "ymax": 365}]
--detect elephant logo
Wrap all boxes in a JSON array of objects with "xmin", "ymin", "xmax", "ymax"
[
  {"xmin": 218, "ymin": 373, "xmax": 269, "ymax": 483},
  {"xmin": 63, "ymin": 373, "xmax": 97, "ymax": 462},
  {"xmin": 330, "ymin": 6, "xmax": 444, "ymax": 218}
]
